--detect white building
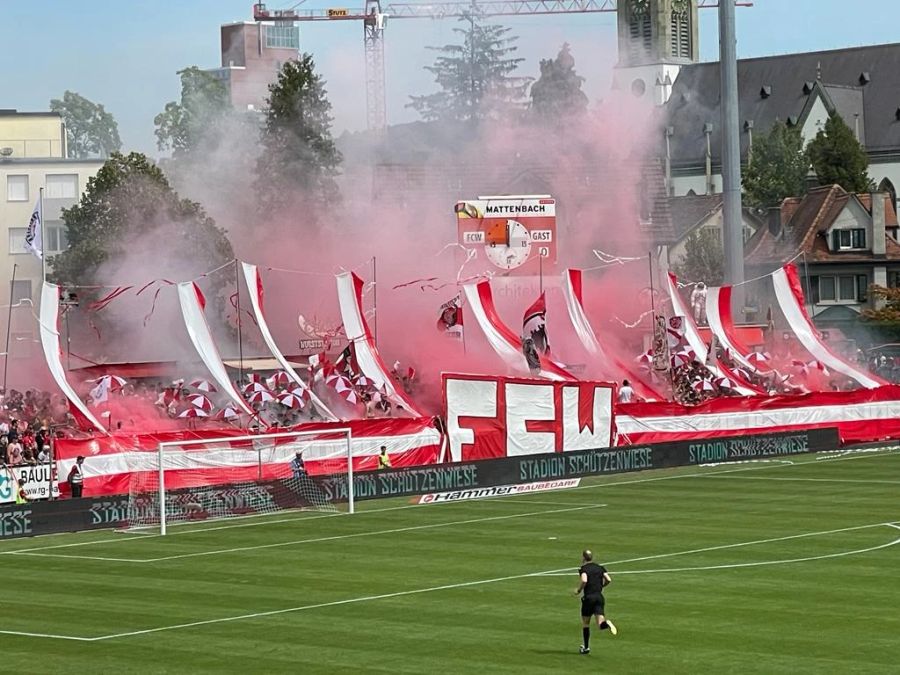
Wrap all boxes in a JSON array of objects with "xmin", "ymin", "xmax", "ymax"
[{"xmin": 0, "ymin": 110, "xmax": 103, "ymax": 378}]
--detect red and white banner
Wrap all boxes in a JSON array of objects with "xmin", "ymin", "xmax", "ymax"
[
  {"xmin": 55, "ymin": 417, "xmax": 442, "ymax": 497},
  {"xmin": 617, "ymin": 384, "xmax": 900, "ymax": 446},
  {"xmin": 772, "ymin": 264, "xmax": 886, "ymax": 389},
  {"xmin": 562, "ymin": 269, "xmax": 662, "ymax": 400},
  {"xmin": 178, "ymin": 282, "xmax": 254, "ymax": 415},
  {"xmin": 463, "ymin": 280, "xmax": 576, "ymax": 381},
  {"xmin": 241, "ymin": 262, "xmax": 337, "ymax": 420},
  {"xmin": 40, "ymin": 283, "xmax": 108, "ymax": 434},
  {"xmin": 336, "ymin": 271, "xmax": 423, "ymax": 415},
  {"xmin": 444, "ymin": 373, "xmax": 615, "ymax": 462},
  {"xmin": 666, "ymin": 272, "xmax": 761, "ymax": 396},
  {"xmin": 705, "ymin": 284, "xmax": 769, "ymax": 376}
]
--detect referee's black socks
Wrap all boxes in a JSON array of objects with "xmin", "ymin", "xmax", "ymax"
[{"xmin": 582, "ymin": 627, "xmax": 590, "ymax": 648}]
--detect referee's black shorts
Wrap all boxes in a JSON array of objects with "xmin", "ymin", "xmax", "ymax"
[{"xmin": 581, "ymin": 594, "xmax": 605, "ymax": 617}]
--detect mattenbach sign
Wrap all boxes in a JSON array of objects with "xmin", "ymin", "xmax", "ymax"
[{"xmin": 443, "ymin": 374, "xmax": 615, "ymax": 462}]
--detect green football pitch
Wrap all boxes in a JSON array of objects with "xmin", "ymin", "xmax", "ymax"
[{"xmin": 1, "ymin": 448, "xmax": 897, "ymax": 674}]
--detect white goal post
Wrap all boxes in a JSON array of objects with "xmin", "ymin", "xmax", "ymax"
[{"xmin": 125, "ymin": 428, "xmax": 354, "ymax": 535}]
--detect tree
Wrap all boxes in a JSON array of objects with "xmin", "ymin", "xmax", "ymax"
[
  {"xmin": 673, "ymin": 229, "xmax": 724, "ymax": 286},
  {"xmin": 807, "ymin": 112, "xmax": 872, "ymax": 193},
  {"xmin": 255, "ymin": 55, "xmax": 341, "ymax": 212},
  {"xmin": 741, "ymin": 120, "xmax": 808, "ymax": 208},
  {"xmin": 529, "ymin": 43, "xmax": 588, "ymax": 123},
  {"xmin": 407, "ymin": 12, "xmax": 531, "ymax": 124},
  {"xmin": 49, "ymin": 91, "xmax": 121, "ymax": 159},
  {"xmin": 51, "ymin": 152, "xmax": 234, "ymax": 288},
  {"xmin": 154, "ymin": 67, "xmax": 231, "ymax": 157}
]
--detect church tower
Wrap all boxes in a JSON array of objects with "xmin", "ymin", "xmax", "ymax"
[{"xmin": 614, "ymin": 0, "xmax": 699, "ymax": 104}]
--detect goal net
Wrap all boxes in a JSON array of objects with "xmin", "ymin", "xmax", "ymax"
[{"xmin": 125, "ymin": 428, "xmax": 354, "ymax": 534}]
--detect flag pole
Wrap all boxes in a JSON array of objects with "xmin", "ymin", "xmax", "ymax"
[
  {"xmin": 234, "ymin": 259, "xmax": 244, "ymax": 384},
  {"xmin": 39, "ymin": 187, "xmax": 45, "ymax": 283},
  {"xmin": 3, "ymin": 263, "xmax": 18, "ymax": 392},
  {"xmin": 539, "ymin": 252, "xmax": 543, "ymax": 295},
  {"xmin": 372, "ymin": 256, "xmax": 378, "ymax": 346}
]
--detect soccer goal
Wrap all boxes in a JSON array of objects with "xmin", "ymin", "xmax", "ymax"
[{"xmin": 125, "ymin": 428, "xmax": 354, "ymax": 534}]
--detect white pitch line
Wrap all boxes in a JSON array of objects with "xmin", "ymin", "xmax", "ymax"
[
  {"xmin": 12, "ymin": 505, "xmax": 606, "ymax": 564},
  {"xmin": 3, "ymin": 446, "xmax": 896, "ymax": 557},
  {"xmin": 1, "ymin": 520, "xmax": 896, "ymax": 642},
  {"xmin": 703, "ymin": 476, "xmax": 900, "ymax": 485},
  {"xmin": 534, "ymin": 521, "xmax": 898, "ymax": 575}
]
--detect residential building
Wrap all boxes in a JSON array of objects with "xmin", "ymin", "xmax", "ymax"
[
  {"xmin": 744, "ymin": 186, "xmax": 900, "ymax": 336},
  {"xmin": 204, "ymin": 21, "xmax": 300, "ymax": 112},
  {"xmin": 0, "ymin": 110, "xmax": 103, "ymax": 384},
  {"xmin": 667, "ymin": 193, "xmax": 761, "ymax": 266}
]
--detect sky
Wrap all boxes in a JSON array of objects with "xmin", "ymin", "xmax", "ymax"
[{"xmin": 2, "ymin": 0, "xmax": 899, "ymax": 156}]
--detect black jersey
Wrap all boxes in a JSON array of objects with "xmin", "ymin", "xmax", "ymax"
[{"xmin": 579, "ymin": 562, "xmax": 607, "ymax": 597}]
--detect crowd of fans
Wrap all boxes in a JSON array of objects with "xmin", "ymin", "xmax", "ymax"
[{"xmin": 0, "ymin": 388, "xmax": 63, "ymax": 466}]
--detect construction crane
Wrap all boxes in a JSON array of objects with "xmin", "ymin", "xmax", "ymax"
[{"xmin": 253, "ymin": 1, "xmax": 751, "ymax": 131}]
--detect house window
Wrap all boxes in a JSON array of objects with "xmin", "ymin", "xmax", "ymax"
[
  {"xmin": 45, "ymin": 223, "xmax": 68, "ymax": 253},
  {"xmin": 7, "ymin": 175, "xmax": 28, "ymax": 202},
  {"xmin": 10, "ymin": 280, "xmax": 32, "ymax": 304},
  {"xmin": 831, "ymin": 228, "xmax": 867, "ymax": 250},
  {"xmin": 8, "ymin": 227, "xmax": 27, "ymax": 254},
  {"xmin": 45, "ymin": 174, "xmax": 78, "ymax": 199},
  {"xmin": 817, "ymin": 274, "xmax": 867, "ymax": 303}
]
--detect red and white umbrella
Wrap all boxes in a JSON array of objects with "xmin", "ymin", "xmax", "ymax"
[
  {"xmin": 790, "ymin": 359, "xmax": 810, "ymax": 376},
  {"xmin": 277, "ymin": 392, "xmax": 308, "ymax": 409},
  {"xmin": 286, "ymin": 387, "xmax": 310, "ymax": 401},
  {"xmin": 808, "ymin": 360, "xmax": 830, "ymax": 377},
  {"xmin": 189, "ymin": 379, "xmax": 217, "ymax": 393},
  {"xmin": 213, "ymin": 406, "xmax": 240, "ymax": 420},
  {"xmin": 671, "ymin": 348, "xmax": 695, "ymax": 368},
  {"xmin": 245, "ymin": 372, "xmax": 262, "ymax": 384},
  {"xmin": 178, "ymin": 407, "xmax": 209, "ymax": 418},
  {"xmin": 267, "ymin": 371, "xmax": 291, "ymax": 389},
  {"xmin": 692, "ymin": 379, "xmax": 715, "ymax": 392},
  {"xmin": 242, "ymin": 381, "xmax": 270, "ymax": 394},
  {"xmin": 635, "ymin": 351, "xmax": 653, "ymax": 370},
  {"xmin": 354, "ymin": 375, "xmax": 376, "ymax": 389},
  {"xmin": 90, "ymin": 375, "xmax": 128, "ymax": 392},
  {"xmin": 187, "ymin": 394, "xmax": 213, "ymax": 411},
  {"xmin": 713, "ymin": 376, "xmax": 733, "ymax": 389},
  {"xmin": 747, "ymin": 351, "xmax": 770, "ymax": 366},
  {"xmin": 325, "ymin": 373, "xmax": 350, "ymax": 388},
  {"xmin": 246, "ymin": 390, "xmax": 275, "ymax": 404},
  {"xmin": 331, "ymin": 377, "xmax": 359, "ymax": 404}
]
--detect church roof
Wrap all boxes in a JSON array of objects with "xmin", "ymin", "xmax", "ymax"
[{"xmin": 664, "ymin": 42, "xmax": 900, "ymax": 165}]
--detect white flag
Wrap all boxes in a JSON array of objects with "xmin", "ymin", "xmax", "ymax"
[
  {"xmin": 89, "ymin": 378, "xmax": 110, "ymax": 405},
  {"xmin": 24, "ymin": 196, "xmax": 42, "ymax": 260}
]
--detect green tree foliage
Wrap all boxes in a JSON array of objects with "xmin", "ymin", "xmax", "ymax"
[
  {"xmin": 51, "ymin": 152, "xmax": 233, "ymax": 287},
  {"xmin": 154, "ymin": 67, "xmax": 231, "ymax": 157},
  {"xmin": 255, "ymin": 55, "xmax": 341, "ymax": 212},
  {"xmin": 741, "ymin": 120, "xmax": 808, "ymax": 208},
  {"xmin": 673, "ymin": 229, "xmax": 725, "ymax": 286},
  {"xmin": 529, "ymin": 43, "xmax": 588, "ymax": 123},
  {"xmin": 408, "ymin": 12, "xmax": 531, "ymax": 124},
  {"xmin": 49, "ymin": 91, "xmax": 121, "ymax": 159},
  {"xmin": 861, "ymin": 285, "xmax": 900, "ymax": 323},
  {"xmin": 807, "ymin": 112, "xmax": 872, "ymax": 193}
]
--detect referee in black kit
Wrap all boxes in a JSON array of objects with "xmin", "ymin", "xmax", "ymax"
[{"xmin": 574, "ymin": 549, "xmax": 617, "ymax": 655}]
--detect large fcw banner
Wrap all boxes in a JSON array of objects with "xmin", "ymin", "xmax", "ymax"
[{"xmin": 443, "ymin": 374, "xmax": 615, "ymax": 462}]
